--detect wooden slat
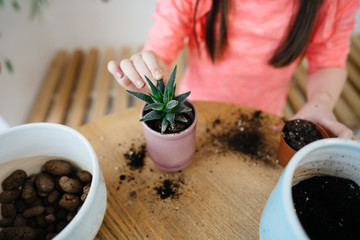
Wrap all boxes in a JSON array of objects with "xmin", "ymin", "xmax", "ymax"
[
  {"xmin": 46, "ymin": 49, "xmax": 83, "ymax": 124},
  {"xmin": 350, "ymin": 35, "xmax": 360, "ymax": 52},
  {"xmin": 341, "ymin": 81, "xmax": 360, "ymax": 118},
  {"xmin": 282, "ymin": 101, "xmax": 293, "ymax": 120},
  {"xmin": 287, "ymin": 82, "xmax": 305, "ymax": 113},
  {"xmin": 90, "ymin": 48, "xmax": 115, "ymax": 121},
  {"xmin": 27, "ymin": 50, "xmax": 67, "ymax": 123},
  {"xmin": 346, "ymin": 58, "xmax": 360, "ymax": 91},
  {"xmin": 113, "ymin": 47, "xmax": 132, "ymax": 114},
  {"xmin": 334, "ymin": 98, "xmax": 360, "ymax": 129},
  {"xmin": 292, "ymin": 63, "xmax": 307, "ymax": 94},
  {"xmin": 66, "ymin": 48, "xmax": 99, "ymax": 128}
]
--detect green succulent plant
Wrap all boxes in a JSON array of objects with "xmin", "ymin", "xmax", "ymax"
[{"xmin": 126, "ymin": 66, "xmax": 192, "ymax": 133}]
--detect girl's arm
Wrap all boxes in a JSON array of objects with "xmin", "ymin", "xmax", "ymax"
[{"xmin": 292, "ymin": 67, "xmax": 354, "ymax": 139}]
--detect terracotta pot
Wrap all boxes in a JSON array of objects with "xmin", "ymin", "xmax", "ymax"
[
  {"xmin": 141, "ymin": 100, "xmax": 197, "ymax": 172},
  {"xmin": 277, "ymin": 119, "xmax": 329, "ymax": 167}
]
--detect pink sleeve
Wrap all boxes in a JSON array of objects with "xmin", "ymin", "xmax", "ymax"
[
  {"xmin": 306, "ymin": 0, "xmax": 360, "ymax": 73},
  {"xmin": 143, "ymin": 0, "xmax": 195, "ymax": 66}
]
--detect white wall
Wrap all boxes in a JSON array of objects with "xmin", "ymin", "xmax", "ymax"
[
  {"xmin": 0, "ymin": 2, "xmax": 359, "ymax": 127},
  {"xmin": 0, "ymin": 0, "xmax": 157, "ymax": 127}
]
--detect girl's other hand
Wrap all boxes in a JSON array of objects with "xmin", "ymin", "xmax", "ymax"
[
  {"xmin": 107, "ymin": 50, "xmax": 169, "ymax": 94},
  {"xmin": 291, "ymin": 100, "xmax": 355, "ymax": 139}
]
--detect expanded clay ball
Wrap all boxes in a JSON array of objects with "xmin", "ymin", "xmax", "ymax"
[
  {"xmin": 0, "ymin": 160, "xmax": 92, "ymax": 240},
  {"xmin": 1, "ymin": 170, "xmax": 27, "ymax": 190},
  {"xmin": 43, "ymin": 160, "xmax": 73, "ymax": 176}
]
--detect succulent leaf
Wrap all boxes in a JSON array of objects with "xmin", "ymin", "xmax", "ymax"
[
  {"xmin": 177, "ymin": 106, "xmax": 193, "ymax": 113},
  {"xmin": 165, "ymin": 112, "xmax": 175, "ymax": 124},
  {"xmin": 161, "ymin": 118, "xmax": 169, "ymax": 133},
  {"xmin": 140, "ymin": 110, "xmax": 164, "ymax": 122},
  {"xmin": 163, "ymin": 86, "xmax": 169, "ymax": 103},
  {"xmin": 166, "ymin": 65, "xmax": 177, "ymax": 100},
  {"xmin": 174, "ymin": 91, "xmax": 191, "ymax": 104},
  {"xmin": 126, "ymin": 90, "xmax": 154, "ymax": 104},
  {"xmin": 144, "ymin": 103, "xmax": 164, "ymax": 111},
  {"xmin": 145, "ymin": 76, "xmax": 163, "ymax": 100},
  {"xmin": 165, "ymin": 100, "xmax": 178, "ymax": 110},
  {"xmin": 157, "ymin": 80, "xmax": 165, "ymax": 92},
  {"xmin": 175, "ymin": 115, "xmax": 188, "ymax": 123},
  {"xmin": 149, "ymin": 94, "xmax": 161, "ymax": 103}
]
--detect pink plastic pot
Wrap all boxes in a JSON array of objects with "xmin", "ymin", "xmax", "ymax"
[{"xmin": 141, "ymin": 100, "xmax": 197, "ymax": 172}]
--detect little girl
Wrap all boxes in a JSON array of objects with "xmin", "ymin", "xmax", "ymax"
[{"xmin": 108, "ymin": 0, "xmax": 359, "ymax": 139}]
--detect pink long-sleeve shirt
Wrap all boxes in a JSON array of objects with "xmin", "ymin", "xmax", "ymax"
[{"xmin": 144, "ymin": 0, "xmax": 359, "ymax": 115}]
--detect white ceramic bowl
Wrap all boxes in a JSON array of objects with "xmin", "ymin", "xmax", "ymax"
[
  {"xmin": 260, "ymin": 138, "xmax": 360, "ymax": 240},
  {"xmin": 0, "ymin": 123, "xmax": 107, "ymax": 240}
]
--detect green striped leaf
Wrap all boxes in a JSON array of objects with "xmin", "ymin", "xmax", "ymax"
[
  {"xmin": 126, "ymin": 90, "xmax": 154, "ymax": 104},
  {"xmin": 165, "ymin": 100, "xmax": 178, "ymax": 110},
  {"xmin": 145, "ymin": 76, "xmax": 162, "ymax": 100},
  {"xmin": 140, "ymin": 110, "xmax": 164, "ymax": 122},
  {"xmin": 161, "ymin": 118, "xmax": 169, "ymax": 133},
  {"xmin": 166, "ymin": 65, "xmax": 177, "ymax": 100},
  {"xmin": 165, "ymin": 112, "xmax": 175, "ymax": 124},
  {"xmin": 144, "ymin": 102, "xmax": 164, "ymax": 111},
  {"xmin": 174, "ymin": 91, "xmax": 190, "ymax": 104}
]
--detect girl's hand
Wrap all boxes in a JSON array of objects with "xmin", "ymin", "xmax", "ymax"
[
  {"xmin": 291, "ymin": 100, "xmax": 356, "ymax": 139},
  {"xmin": 107, "ymin": 50, "xmax": 169, "ymax": 94}
]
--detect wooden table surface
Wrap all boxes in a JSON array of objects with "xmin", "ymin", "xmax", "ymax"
[{"xmin": 78, "ymin": 101, "xmax": 284, "ymax": 240}]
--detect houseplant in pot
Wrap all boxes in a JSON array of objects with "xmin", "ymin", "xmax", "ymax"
[
  {"xmin": 260, "ymin": 138, "xmax": 360, "ymax": 240},
  {"xmin": 277, "ymin": 119, "xmax": 329, "ymax": 167},
  {"xmin": 127, "ymin": 66, "xmax": 198, "ymax": 172}
]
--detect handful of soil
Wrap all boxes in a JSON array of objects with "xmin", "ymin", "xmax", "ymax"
[
  {"xmin": 282, "ymin": 119, "xmax": 324, "ymax": 151},
  {"xmin": 0, "ymin": 160, "xmax": 92, "ymax": 240}
]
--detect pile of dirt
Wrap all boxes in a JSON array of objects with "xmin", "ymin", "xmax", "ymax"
[{"xmin": 204, "ymin": 110, "xmax": 276, "ymax": 167}]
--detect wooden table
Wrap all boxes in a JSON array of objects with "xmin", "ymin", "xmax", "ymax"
[{"xmin": 79, "ymin": 101, "xmax": 284, "ymax": 239}]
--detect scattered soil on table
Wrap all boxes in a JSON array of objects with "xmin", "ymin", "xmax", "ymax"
[
  {"xmin": 154, "ymin": 177, "xmax": 185, "ymax": 200},
  {"xmin": 204, "ymin": 110, "xmax": 276, "ymax": 167},
  {"xmin": 282, "ymin": 119, "xmax": 323, "ymax": 151},
  {"xmin": 123, "ymin": 144, "xmax": 146, "ymax": 171},
  {"xmin": 292, "ymin": 175, "xmax": 360, "ymax": 240}
]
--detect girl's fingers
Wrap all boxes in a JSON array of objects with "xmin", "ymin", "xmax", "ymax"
[
  {"xmin": 107, "ymin": 60, "xmax": 123, "ymax": 79},
  {"xmin": 141, "ymin": 51, "xmax": 164, "ymax": 80},
  {"xmin": 120, "ymin": 58, "xmax": 146, "ymax": 89},
  {"xmin": 130, "ymin": 54, "xmax": 156, "ymax": 88},
  {"xmin": 321, "ymin": 119, "xmax": 354, "ymax": 139}
]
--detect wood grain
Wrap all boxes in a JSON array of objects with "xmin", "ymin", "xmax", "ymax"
[
  {"xmin": 47, "ymin": 49, "xmax": 83, "ymax": 124},
  {"xmin": 67, "ymin": 48, "xmax": 99, "ymax": 128},
  {"xmin": 90, "ymin": 48, "xmax": 116, "ymax": 121},
  {"xmin": 79, "ymin": 102, "xmax": 284, "ymax": 239}
]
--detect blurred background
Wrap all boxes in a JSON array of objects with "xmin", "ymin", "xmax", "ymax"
[
  {"xmin": 0, "ymin": 0, "xmax": 156, "ymax": 127},
  {"xmin": 0, "ymin": 0, "xmax": 359, "ymax": 128}
]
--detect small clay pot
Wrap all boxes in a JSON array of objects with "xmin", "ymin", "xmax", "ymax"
[{"xmin": 277, "ymin": 119, "xmax": 329, "ymax": 167}]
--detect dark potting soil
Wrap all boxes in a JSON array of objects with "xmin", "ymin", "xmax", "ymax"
[
  {"xmin": 145, "ymin": 113, "xmax": 193, "ymax": 134},
  {"xmin": 282, "ymin": 119, "xmax": 323, "ymax": 151},
  {"xmin": 154, "ymin": 178, "xmax": 184, "ymax": 200},
  {"xmin": 123, "ymin": 144, "xmax": 146, "ymax": 170},
  {"xmin": 205, "ymin": 110, "xmax": 275, "ymax": 166},
  {"xmin": 292, "ymin": 175, "xmax": 360, "ymax": 240}
]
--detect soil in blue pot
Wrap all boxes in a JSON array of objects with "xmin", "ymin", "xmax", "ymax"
[{"xmin": 292, "ymin": 175, "xmax": 360, "ymax": 240}]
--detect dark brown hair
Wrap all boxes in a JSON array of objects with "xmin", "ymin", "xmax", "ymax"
[{"xmin": 193, "ymin": 0, "xmax": 323, "ymax": 67}]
